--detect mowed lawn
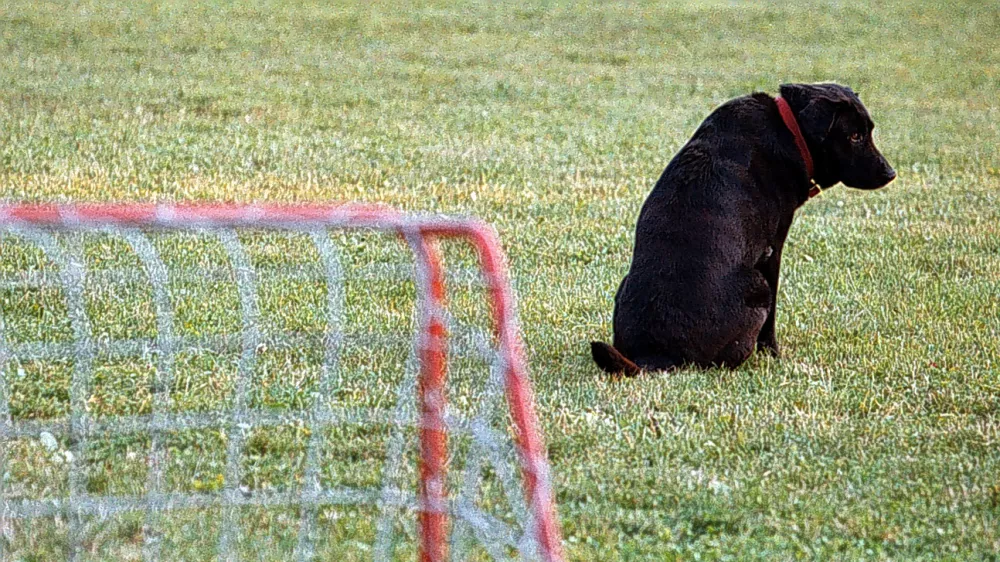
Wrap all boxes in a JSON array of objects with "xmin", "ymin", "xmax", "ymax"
[{"xmin": 2, "ymin": 0, "xmax": 1000, "ymax": 559}]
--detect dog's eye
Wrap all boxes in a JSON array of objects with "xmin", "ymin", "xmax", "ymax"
[{"xmin": 850, "ymin": 132, "xmax": 864, "ymax": 143}]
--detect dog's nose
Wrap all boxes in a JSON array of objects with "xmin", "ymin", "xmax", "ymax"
[{"xmin": 885, "ymin": 168, "xmax": 897, "ymax": 182}]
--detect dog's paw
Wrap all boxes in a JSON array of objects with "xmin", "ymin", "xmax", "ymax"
[{"xmin": 757, "ymin": 340, "xmax": 781, "ymax": 358}]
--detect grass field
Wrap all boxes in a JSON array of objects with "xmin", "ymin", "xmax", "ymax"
[{"xmin": 2, "ymin": 0, "xmax": 1000, "ymax": 559}]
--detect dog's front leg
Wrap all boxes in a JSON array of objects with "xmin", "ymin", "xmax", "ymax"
[{"xmin": 755, "ymin": 246, "xmax": 782, "ymax": 357}]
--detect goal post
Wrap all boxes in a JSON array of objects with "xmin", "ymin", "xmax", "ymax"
[{"xmin": 0, "ymin": 203, "xmax": 564, "ymax": 562}]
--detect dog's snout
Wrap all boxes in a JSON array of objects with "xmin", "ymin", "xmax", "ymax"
[{"xmin": 882, "ymin": 166, "xmax": 896, "ymax": 184}]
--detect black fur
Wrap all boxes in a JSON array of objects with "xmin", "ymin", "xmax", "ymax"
[{"xmin": 591, "ymin": 83, "xmax": 895, "ymax": 375}]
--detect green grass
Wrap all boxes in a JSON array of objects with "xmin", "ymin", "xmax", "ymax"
[{"xmin": 2, "ymin": 0, "xmax": 1000, "ymax": 559}]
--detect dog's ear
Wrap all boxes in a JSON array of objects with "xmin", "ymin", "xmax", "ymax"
[{"xmin": 779, "ymin": 83, "xmax": 852, "ymax": 144}]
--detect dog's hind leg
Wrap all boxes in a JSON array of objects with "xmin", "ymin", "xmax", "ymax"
[
  {"xmin": 714, "ymin": 338, "xmax": 758, "ymax": 369},
  {"xmin": 712, "ymin": 303, "xmax": 769, "ymax": 369}
]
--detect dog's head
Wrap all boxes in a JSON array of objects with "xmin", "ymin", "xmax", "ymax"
[{"xmin": 779, "ymin": 83, "xmax": 896, "ymax": 190}]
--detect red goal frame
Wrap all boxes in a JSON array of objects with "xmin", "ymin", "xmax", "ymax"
[{"xmin": 0, "ymin": 203, "xmax": 564, "ymax": 562}]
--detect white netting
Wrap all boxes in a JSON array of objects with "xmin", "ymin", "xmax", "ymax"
[{"xmin": 0, "ymin": 211, "xmax": 558, "ymax": 561}]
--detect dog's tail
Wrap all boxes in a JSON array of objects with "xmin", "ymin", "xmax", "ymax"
[{"xmin": 590, "ymin": 341, "xmax": 642, "ymax": 377}]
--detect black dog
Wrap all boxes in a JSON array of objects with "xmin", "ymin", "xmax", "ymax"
[{"xmin": 591, "ymin": 83, "xmax": 895, "ymax": 375}]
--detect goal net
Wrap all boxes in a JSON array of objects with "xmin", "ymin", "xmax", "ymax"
[{"xmin": 0, "ymin": 204, "xmax": 563, "ymax": 561}]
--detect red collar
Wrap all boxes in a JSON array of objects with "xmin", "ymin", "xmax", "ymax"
[{"xmin": 775, "ymin": 96, "xmax": 821, "ymax": 197}]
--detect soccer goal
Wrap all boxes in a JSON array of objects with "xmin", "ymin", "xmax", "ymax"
[{"xmin": 0, "ymin": 203, "xmax": 563, "ymax": 561}]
